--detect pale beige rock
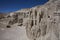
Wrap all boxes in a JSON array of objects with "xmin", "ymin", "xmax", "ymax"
[{"xmin": 0, "ymin": 0, "xmax": 60, "ymax": 40}]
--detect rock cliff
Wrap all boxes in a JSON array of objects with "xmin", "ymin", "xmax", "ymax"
[{"xmin": 0, "ymin": 0, "xmax": 60, "ymax": 40}]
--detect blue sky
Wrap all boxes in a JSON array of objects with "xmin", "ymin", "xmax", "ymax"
[{"xmin": 0, "ymin": 0, "xmax": 48, "ymax": 13}]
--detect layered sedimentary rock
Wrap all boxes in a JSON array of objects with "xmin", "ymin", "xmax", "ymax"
[{"xmin": 0, "ymin": 0, "xmax": 60, "ymax": 40}]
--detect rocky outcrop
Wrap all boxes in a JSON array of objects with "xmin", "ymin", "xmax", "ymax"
[{"xmin": 0, "ymin": 0, "xmax": 60, "ymax": 40}]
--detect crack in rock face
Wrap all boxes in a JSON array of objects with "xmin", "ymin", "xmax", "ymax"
[{"xmin": 25, "ymin": 9, "xmax": 48, "ymax": 40}]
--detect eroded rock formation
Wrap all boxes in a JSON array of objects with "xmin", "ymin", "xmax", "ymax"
[{"xmin": 0, "ymin": 0, "xmax": 60, "ymax": 40}]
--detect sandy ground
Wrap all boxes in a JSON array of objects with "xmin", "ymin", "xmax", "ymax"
[{"xmin": 0, "ymin": 26, "xmax": 29, "ymax": 40}]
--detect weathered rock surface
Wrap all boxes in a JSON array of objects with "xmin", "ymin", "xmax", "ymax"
[{"xmin": 0, "ymin": 0, "xmax": 60, "ymax": 40}]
